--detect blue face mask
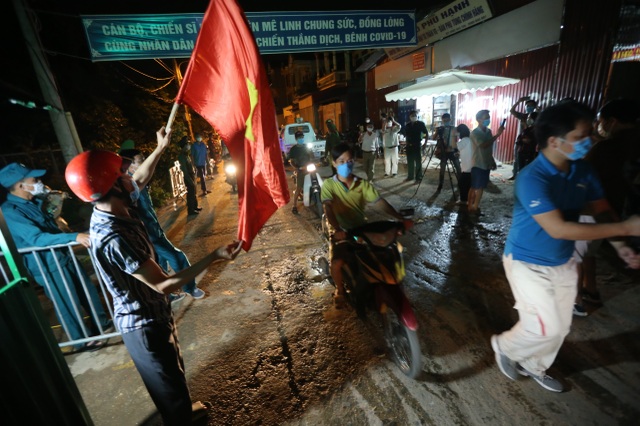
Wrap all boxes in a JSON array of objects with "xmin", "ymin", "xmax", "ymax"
[
  {"xmin": 482, "ymin": 119, "xmax": 491, "ymax": 127},
  {"xmin": 558, "ymin": 136, "xmax": 592, "ymax": 161},
  {"xmin": 336, "ymin": 161, "xmax": 353, "ymax": 178},
  {"xmin": 526, "ymin": 105, "xmax": 535, "ymax": 114},
  {"xmin": 297, "ymin": 138, "xmax": 305, "ymax": 144}
]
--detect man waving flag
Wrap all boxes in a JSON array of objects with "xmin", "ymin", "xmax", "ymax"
[{"xmin": 175, "ymin": 0, "xmax": 289, "ymax": 251}]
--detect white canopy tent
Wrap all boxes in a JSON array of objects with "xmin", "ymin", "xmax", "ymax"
[{"xmin": 385, "ymin": 70, "xmax": 521, "ymax": 102}]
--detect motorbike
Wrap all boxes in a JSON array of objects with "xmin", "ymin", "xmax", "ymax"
[
  {"xmin": 320, "ymin": 208, "xmax": 422, "ymax": 378},
  {"xmin": 225, "ymin": 161, "xmax": 237, "ymax": 193},
  {"xmin": 291, "ymin": 160, "xmax": 324, "ymax": 218},
  {"xmin": 302, "ymin": 163, "xmax": 324, "ymax": 218}
]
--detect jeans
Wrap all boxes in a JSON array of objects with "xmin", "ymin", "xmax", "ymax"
[
  {"xmin": 438, "ymin": 151, "xmax": 462, "ymax": 184},
  {"xmin": 152, "ymin": 233, "xmax": 197, "ymax": 294},
  {"xmin": 196, "ymin": 166, "xmax": 207, "ymax": 192}
]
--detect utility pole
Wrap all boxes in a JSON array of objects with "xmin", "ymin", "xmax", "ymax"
[
  {"xmin": 173, "ymin": 59, "xmax": 195, "ymax": 139},
  {"xmin": 12, "ymin": 0, "xmax": 82, "ymax": 163}
]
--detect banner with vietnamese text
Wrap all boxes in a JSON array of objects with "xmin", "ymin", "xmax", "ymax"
[{"xmin": 82, "ymin": 11, "xmax": 417, "ymax": 62}]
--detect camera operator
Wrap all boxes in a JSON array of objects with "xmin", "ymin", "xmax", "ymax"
[{"xmin": 433, "ymin": 113, "xmax": 462, "ymax": 191}]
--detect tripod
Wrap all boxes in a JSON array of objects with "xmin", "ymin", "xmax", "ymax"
[{"xmin": 422, "ymin": 138, "xmax": 459, "ymax": 200}]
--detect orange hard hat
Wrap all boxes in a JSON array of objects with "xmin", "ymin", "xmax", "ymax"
[{"xmin": 65, "ymin": 150, "xmax": 123, "ymax": 202}]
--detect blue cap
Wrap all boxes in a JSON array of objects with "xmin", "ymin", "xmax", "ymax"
[{"xmin": 0, "ymin": 163, "xmax": 46, "ymax": 189}]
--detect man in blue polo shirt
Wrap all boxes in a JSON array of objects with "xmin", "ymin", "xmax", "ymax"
[{"xmin": 490, "ymin": 100, "xmax": 640, "ymax": 393}]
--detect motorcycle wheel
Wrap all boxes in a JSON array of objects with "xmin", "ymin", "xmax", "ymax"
[
  {"xmin": 381, "ymin": 308, "xmax": 422, "ymax": 379},
  {"xmin": 311, "ymin": 191, "xmax": 323, "ymax": 218}
]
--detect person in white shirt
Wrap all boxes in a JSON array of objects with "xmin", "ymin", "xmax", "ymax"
[
  {"xmin": 381, "ymin": 116, "xmax": 401, "ymax": 176},
  {"xmin": 456, "ymin": 124, "xmax": 472, "ymax": 205},
  {"xmin": 358, "ymin": 122, "xmax": 380, "ymax": 181}
]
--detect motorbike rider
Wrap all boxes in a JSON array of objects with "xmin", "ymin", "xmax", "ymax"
[
  {"xmin": 288, "ymin": 130, "xmax": 313, "ymax": 215},
  {"xmin": 321, "ymin": 142, "xmax": 411, "ymax": 308}
]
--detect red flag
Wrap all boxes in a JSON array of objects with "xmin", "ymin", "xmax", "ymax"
[{"xmin": 176, "ymin": 0, "xmax": 290, "ymax": 251}]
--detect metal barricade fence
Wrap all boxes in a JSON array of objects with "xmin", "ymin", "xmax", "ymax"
[
  {"xmin": 0, "ymin": 241, "xmax": 120, "ymax": 349},
  {"xmin": 170, "ymin": 161, "xmax": 187, "ymax": 210}
]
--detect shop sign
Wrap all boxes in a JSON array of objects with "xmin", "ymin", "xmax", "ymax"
[
  {"xmin": 412, "ymin": 52, "xmax": 426, "ymax": 71},
  {"xmin": 386, "ymin": 0, "xmax": 492, "ymax": 60},
  {"xmin": 612, "ymin": 44, "xmax": 640, "ymax": 62}
]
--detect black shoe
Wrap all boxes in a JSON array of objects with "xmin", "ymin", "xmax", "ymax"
[
  {"xmin": 194, "ymin": 207, "xmax": 203, "ymax": 211},
  {"xmin": 188, "ymin": 210, "xmax": 200, "ymax": 215},
  {"xmin": 292, "ymin": 207, "xmax": 299, "ymax": 215}
]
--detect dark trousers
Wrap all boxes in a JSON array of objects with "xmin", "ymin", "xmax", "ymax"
[
  {"xmin": 439, "ymin": 152, "xmax": 462, "ymax": 184},
  {"xmin": 185, "ymin": 180, "xmax": 198, "ymax": 212},
  {"xmin": 406, "ymin": 150, "xmax": 422, "ymax": 180},
  {"xmin": 196, "ymin": 166, "xmax": 207, "ymax": 192},
  {"xmin": 122, "ymin": 321, "xmax": 192, "ymax": 426},
  {"xmin": 459, "ymin": 172, "xmax": 471, "ymax": 202}
]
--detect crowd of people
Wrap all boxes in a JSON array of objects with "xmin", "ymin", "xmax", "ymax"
[
  {"xmin": 0, "ymin": 127, "xmax": 235, "ymax": 423},
  {"xmin": 1, "ymin": 96, "xmax": 638, "ymax": 422},
  {"xmin": 321, "ymin": 97, "xmax": 639, "ymax": 393}
]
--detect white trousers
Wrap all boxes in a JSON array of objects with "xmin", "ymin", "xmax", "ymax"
[
  {"xmin": 384, "ymin": 147, "xmax": 398, "ymax": 175},
  {"xmin": 496, "ymin": 254, "xmax": 577, "ymax": 376}
]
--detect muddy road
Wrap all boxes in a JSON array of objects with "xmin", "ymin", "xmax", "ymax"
[{"xmin": 68, "ymin": 158, "xmax": 640, "ymax": 425}]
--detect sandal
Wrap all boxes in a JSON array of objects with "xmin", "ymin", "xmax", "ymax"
[
  {"xmin": 333, "ymin": 292, "xmax": 347, "ymax": 309},
  {"xmin": 79, "ymin": 339, "xmax": 108, "ymax": 352},
  {"xmin": 191, "ymin": 401, "xmax": 212, "ymax": 422}
]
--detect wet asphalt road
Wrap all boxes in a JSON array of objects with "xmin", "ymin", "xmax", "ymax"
[{"xmin": 67, "ymin": 157, "xmax": 640, "ymax": 425}]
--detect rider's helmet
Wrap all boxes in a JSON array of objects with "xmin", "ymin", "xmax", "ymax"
[{"xmin": 65, "ymin": 150, "xmax": 123, "ymax": 202}]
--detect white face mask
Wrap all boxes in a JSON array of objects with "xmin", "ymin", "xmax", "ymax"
[{"xmin": 25, "ymin": 181, "xmax": 47, "ymax": 196}]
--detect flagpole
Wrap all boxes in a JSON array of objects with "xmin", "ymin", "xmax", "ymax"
[{"xmin": 166, "ymin": 103, "xmax": 180, "ymax": 133}]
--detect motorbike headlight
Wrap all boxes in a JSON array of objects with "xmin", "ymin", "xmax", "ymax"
[
  {"xmin": 306, "ymin": 163, "xmax": 316, "ymax": 172},
  {"xmin": 225, "ymin": 164, "xmax": 236, "ymax": 174},
  {"xmin": 306, "ymin": 143, "xmax": 313, "ymax": 150}
]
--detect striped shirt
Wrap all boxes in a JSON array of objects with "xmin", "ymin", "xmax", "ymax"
[{"xmin": 90, "ymin": 207, "xmax": 172, "ymax": 333}]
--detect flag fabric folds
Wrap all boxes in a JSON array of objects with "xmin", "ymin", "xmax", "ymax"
[{"xmin": 176, "ymin": 0, "xmax": 290, "ymax": 251}]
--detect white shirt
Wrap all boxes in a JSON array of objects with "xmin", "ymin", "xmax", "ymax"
[
  {"xmin": 457, "ymin": 136, "xmax": 472, "ymax": 173},
  {"xmin": 360, "ymin": 131, "xmax": 379, "ymax": 152},
  {"xmin": 382, "ymin": 124, "xmax": 401, "ymax": 148}
]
